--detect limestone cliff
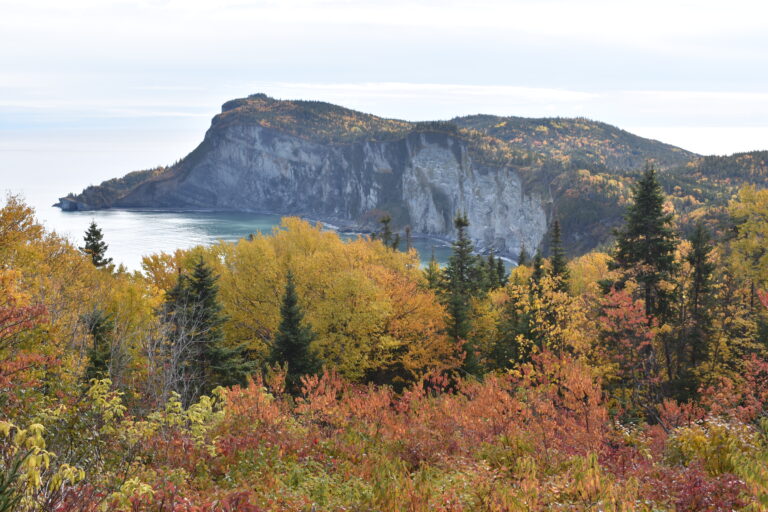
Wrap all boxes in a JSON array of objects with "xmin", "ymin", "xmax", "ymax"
[
  {"xmin": 64, "ymin": 121, "xmax": 547, "ymax": 257},
  {"xmin": 59, "ymin": 93, "xmax": 701, "ymax": 257}
]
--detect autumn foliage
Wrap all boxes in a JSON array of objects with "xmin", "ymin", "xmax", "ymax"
[{"xmin": 4, "ymin": 190, "xmax": 768, "ymax": 510}]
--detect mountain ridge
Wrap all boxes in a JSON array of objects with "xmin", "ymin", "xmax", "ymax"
[{"xmin": 57, "ymin": 94, "xmax": 765, "ymax": 258}]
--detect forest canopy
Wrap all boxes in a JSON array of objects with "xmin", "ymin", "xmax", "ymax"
[{"xmin": 4, "ymin": 178, "xmax": 768, "ymax": 510}]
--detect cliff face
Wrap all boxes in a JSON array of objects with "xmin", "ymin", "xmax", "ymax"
[
  {"xmin": 103, "ymin": 122, "xmax": 547, "ymax": 257},
  {"xmin": 63, "ymin": 93, "xmax": 711, "ymax": 258}
]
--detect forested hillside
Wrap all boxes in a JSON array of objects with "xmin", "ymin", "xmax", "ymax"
[
  {"xmin": 451, "ymin": 114, "xmax": 695, "ymax": 170},
  {"xmin": 6, "ymin": 164, "xmax": 768, "ymax": 509}
]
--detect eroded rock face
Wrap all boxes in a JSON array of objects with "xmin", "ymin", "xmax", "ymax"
[
  {"xmin": 403, "ymin": 136, "xmax": 547, "ymax": 258},
  {"xmin": 57, "ymin": 197, "xmax": 90, "ymax": 211},
  {"xmin": 89, "ymin": 123, "xmax": 548, "ymax": 257}
]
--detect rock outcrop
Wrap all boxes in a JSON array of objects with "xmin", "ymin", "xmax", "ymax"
[
  {"xmin": 59, "ymin": 93, "xmax": 700, "ymax": 257},
  {"xmin": 63, "ymin": 123, "xmax": 546, "ymax": 257}
]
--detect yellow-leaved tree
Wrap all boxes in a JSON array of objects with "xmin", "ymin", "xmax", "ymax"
[
  {"xmin": 729, "ymin": 185, "xmax": 768, "ymax": 301},
  {"xmin": 198, "ymin": 218, "xmax": 458, "ymax": 384}
]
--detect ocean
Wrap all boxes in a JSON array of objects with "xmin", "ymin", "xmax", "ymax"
[{"xmin": 1, "ymin": 131, "xmax": 453, "ymax": 270}]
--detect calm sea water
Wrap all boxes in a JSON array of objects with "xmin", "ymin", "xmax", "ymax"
[
  {"xmin": 1, "ymin": 132, "xmax": 453, "ymax": 270},
  {"xmin": 29, "ymin": 207, "xmax": 455, "ymax": 271}
]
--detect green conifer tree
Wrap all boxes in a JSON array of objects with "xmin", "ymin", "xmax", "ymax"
[
  {"xmin": 379, "ymin": 215, "xmax": 394, "ymax": 247},
  {"xmin": 549, "ymin": 219, "xmax": 570, "ymax": 292},
  {"xmin": 187, "ymin": 258, "xmax": 254, "ymax": 394},
  {"xmin": 424, "ymin": 249, "xmax": 442, "ymax": 289},
  {"xmin": 163, "ymin": 259, "xmax": 254, "ymax": 404},
  {"xmin": 161, "ymin": 271, "xmax": 196, "ymax": 401},
  {"xmin": 496, "ymin": 257, "xmax": 507, "ymax": 287},
  {"xmin": 485, "ymin": 250, "xmax": 498, "ymax": 290},
  {"xmin": 270, "ymin": 271, "xmax": 319, "ymax": 391},
  {"xmin": 686, "ymin": 223, "xmax": 715, "ymax": 363},
  {"xmin": 531, "ymin": 250, "xmax": 545, "ymax": 288},
  {"xmin": 391, "ymin": 233, "xmax": 401, "ymax": 251},
  {"xmin": 442, "ymin": 213, "xmax": 481, "ymax": 375},
  {"xmin": 80, "ymin": 221, "xmax": 113, "ymax": 267},
  {"xmin": 82, "ymin": 308, "xmax": 114, "ymax": 382},
  {"xmin": 405, "ymin": 225, "xmax": 412, "ymax": 251},
  {"xmin": 613, "ymin": 166, "xmax": 678, "ymax": 321},
  {"xmin": 493, "ymin": 295, "xmax": 533, "ymax": 370},
  {"xmin": 518, "ymin": 244, "xmax": 530, "ymax": 266}
]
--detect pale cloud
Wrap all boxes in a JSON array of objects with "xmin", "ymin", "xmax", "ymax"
[
  {"xmin": 7, "ymin": 0, "xmax": 763, "ymax": 39},
  {"xmin": 628, "ymin": 126, "xmax": 768, "ymax": 156},
  {"xmin": 0, "ymin": 1, "xmax": 765, "ymax": 155},
  {"xmin": 2, "ymin": 0, "xmax": 766, "ymax": 53},
  {"xmin": 2, "ymin": 79, "xmax": 767, "ymax": 154}
]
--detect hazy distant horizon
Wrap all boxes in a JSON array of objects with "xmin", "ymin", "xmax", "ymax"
[
  {"xmin": 2, "ymin": 0, "xmax": 766, "ymax": 247},
  {"xmin": 1, "ymin": 0, "xmax": 767, "ymax": 167},
  {"xmin": 3, "ymin": 85, "xmax": 768, "ymax": 159}
]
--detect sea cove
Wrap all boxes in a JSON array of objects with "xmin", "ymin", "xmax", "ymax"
[
  {"xmin": 11, "ymin": 202, "xmax": 454, "ymax": 271},
  {"xmin": 1, "ymin": 135, "xmax": 454, "ymax": 270}
]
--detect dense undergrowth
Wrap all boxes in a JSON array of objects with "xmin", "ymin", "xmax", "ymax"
[{"xmin": 5, "ymin": 173, "xmax": 768, "ymax": 509}]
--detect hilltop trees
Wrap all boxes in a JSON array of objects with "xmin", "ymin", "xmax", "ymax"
[
  {"xmin": 211, "ymin": 217, "xmax": 456, "ymax": 384},
  {"xmin": 80, "ymin": 221, "xmax": 113, "ymax": 267}
]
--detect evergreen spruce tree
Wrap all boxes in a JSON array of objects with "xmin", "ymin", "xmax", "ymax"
[
  {"xmin": 442, "ymin": 213, "xmax": 481, "ymax": 375},
  {"xmin": 82, "ymin": 308, "xmax": 114, "ymax": 382},
  {"xmin": 613, "ymin": 166, "xmax": 678, "ymax": 321},
  {"xmin": 164, "ymin": 271, "xmax": 190, "ymax": 326},
  {"xmin": 164, "ymin": 259, "xmax": 254, "ymax": 404},
  {"xmin": 80, "ymin": 221, "xmax": 113, "ymax": 267},
  {"xmin": 404, "ymin": 226, "xmax": 413, "ymax": 252},
  {"xmin": 549, "ymin": 219, "xmax": 570, "ymax": 292},
  {"xmin": 686, "ymin": 223, "xmax": 715, "ymax": 370},
  {"xmin": 531, "ymin": 250, "xmax": 545, "ymax": 288},
  {"xmin": 161, "ymin": 271, "xmax": 196, "ymax": 401},
  {"xmin": 270, "ymin": 271, "xmax": 319, "ymax": 391},
  {"xmin": 391, "ymin": 233, "xmax": 401, "ymax": 251},
  {"xmin": 518, "ymin": 244, "xmax": 530, "ymax": 267},
  {"xmin": 379, "ymin": 215, "xmax": 394, "ymax": 247},
  {"xmin": 424, "ymin": 249, "xmax": 442, "ymax": 289},
  {"xmin": 486, "ymin": 250, "xmax": 496, "ymax": 274},
  {"xmin": 493, "ymin": 295, "xmax": 532, "ymax": 370},
  {"xmin": 187, "ymin": 257, "xmax": 254, "ymax": 394},
  {"xmin": 486, "ymin": 251, "xmax": 498, "ymax": 290},
  {"xmin": 496, "ymin": 257, "xmax": 507, "ymax": 288}
]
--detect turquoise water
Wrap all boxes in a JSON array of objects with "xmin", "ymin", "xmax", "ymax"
[
  {"xmin": 38, "ymin": 207, "xmax": 454, "ymax": 271},
  {"xmin": 1, "ymin": 133, "xmax": 455, "ymax": 271}
]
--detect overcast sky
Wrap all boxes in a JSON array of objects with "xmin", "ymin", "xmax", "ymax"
[{"xmin": 1, "ymin": 0, "xmax": 767, "ymax": 156}]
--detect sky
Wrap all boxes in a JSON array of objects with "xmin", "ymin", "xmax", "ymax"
[{"xmin": 1, "ymin": 0, "xmax": 768, "ymax": 171}]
